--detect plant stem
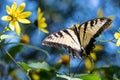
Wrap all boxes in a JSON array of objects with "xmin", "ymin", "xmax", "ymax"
[
  {"xmin": 69, "ymin": 54, "xmax": 70, "ymax": 77},
  {"xmin": 97, "ymin": 38, "xmax": 115, "ymax": 43},
  {"xmin": 4, "ymin": 42, "xmax": 49, "ymax": 56},
  {"xmin": 1, "ymin": 46, "xmax": 31, "ymax": 80},
  {"xmin": 73, "ymin": 59, "xmax": 83, "ymax": 77}
]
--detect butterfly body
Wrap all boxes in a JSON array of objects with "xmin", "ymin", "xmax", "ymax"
[{"xmin": 42, "ymin": 17, "xmax": 112, "ymax": 58}]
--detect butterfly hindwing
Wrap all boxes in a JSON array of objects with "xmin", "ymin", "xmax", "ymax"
[{"xmin": 78, "ymin": 17, "xmax": 112, "ymax": 55}]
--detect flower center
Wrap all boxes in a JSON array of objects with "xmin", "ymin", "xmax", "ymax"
[{"xmin": 11, "ymin": 14, "xmax": 18, "ymax": 21}]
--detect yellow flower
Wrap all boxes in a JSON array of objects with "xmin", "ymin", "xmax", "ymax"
[
  {"xmin": 114, "ymin": 32, "xmax": 120, "ymax": 46},
  {"xmin": 70, "ymin": 24, "xmax": 80, "ymax": 28},
  {"xmin": 90, "ymin": 52, "xmax": 96, "ymax": 61},
  {"xmin": 61, "ymin": 55, "xmax": 70, "ymax": 65},
  {"xmin": 32, "ymin": 74, "xmax": 40, "ymax": 80},
  {"xmin": 85, "ymin": 58, "xmax": 93, "ymax": 71},
  {"xmin": 85, "ymin": 52, "xmax": 96, "ymax": 70},
  {"xmin": 94, "ymin": 45, "xmax": 103, "ymax": 51},
  {"xmin": 37, "ymin": 7, "xmax": 48, "ymax": 33},
  {"xmin": 97, "ymin": 8, "xmax": 114, "ymax": 28},
  {"xmin": 29, "ymin": 70, "xmax": 40, "ymax": 80},
  {"xmin": 97, "ymin": 8, "xmax": 103, "ymax": 18},
  {"xmin": 97, "ymin": 8, "xmax": 115, "ymax": 19},
  {"xmin": 1, "ymin": 2, "xmax": 32, "ymax": 35},
  {"xmin": 20, "ymin": 34, "xmax": 29, "ymax": 44},
  {"xmin": 56, "ymin": 55, "xmax": 70, "ymax": 65}
]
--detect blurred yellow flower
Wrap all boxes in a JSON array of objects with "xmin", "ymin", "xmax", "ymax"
[
  {"xmin": 29, "ymin": 70, "xmax": 40, "ymax": 80},
  {"xmin": 32, "ymin": 74, "xmax": 40, "ymax": 80},
  {"xmin": 97, "ymin": 8, "xmax": 103, "ymax": 18},
  {"xmin": 20, "ymin": 34, "xmax": 29, "ymax": 44},
  {"xmin": 70, "ymin": 24, "xmax": 80, "ymax": 28},
  {"xmin": 114, "ymin": 32, "xmax": 120, "ymax": 46},
  {"xmin": 56, "ymin": 55, "xmax": 70, "ymax": 65},
  {"xmin": 97, "ymin": 8, "xmax": 114, "ymax": 19},
  {"xmin": 97, "ymin": 8, "xmax": 114, "ymax": 28},
  {"xmin": 90, "ymin": 52, "xmax": 96, "ymax": 61},
  {"xmin": 1, "ymin": 2, "xmax": 32, "ymax": 35},
  {"xmin": 85, "ymin": 58, "xmax": 93, "ymax": 71},
  {"xmin": 37, "ymin": 7, "xmax": 48, "ymax": 34},
  {"xmin": 61, "ymin": 55, "xmax": 70, "ymax": 65},
  {"xmin": 85, "ymin": 52, "xmax": 96, "ymax": 71},
  {"xmin": 94, "ymin": 45, "xmax": 103, "ymax": 51}
]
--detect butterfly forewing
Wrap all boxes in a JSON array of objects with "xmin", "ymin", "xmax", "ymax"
[{"xmin": 42, "ymin": 28, "xmax": 82, "ymax": 55}]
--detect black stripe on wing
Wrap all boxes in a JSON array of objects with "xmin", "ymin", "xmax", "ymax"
[
  {"xmin": 73, "ymin": 25, "xmax": 82, "ymax": 48},
  {"xmin": 63, "ymin": 29, "xmax": 78, "ymax": 44},
  {"xmin": 83, "ymin": 22, "xmax": 88, "ymax": 40}
]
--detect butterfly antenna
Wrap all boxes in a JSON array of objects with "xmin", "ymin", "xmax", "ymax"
[{"xmin": 72, "ymin": 58, "xmax": 83, "ymax": 77}]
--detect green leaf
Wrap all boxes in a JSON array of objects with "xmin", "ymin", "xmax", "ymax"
[
  {"xmin": 17, "ymin": 62, "xmax": 31, "ymax": 71},
  {"xmin": 91, "ymin": 66, "xmax": 120, "ymax": 80},
  {"xmin": 0, "ymin": 34, "xmax": 18, "ymax": 40},
  {"xmin": 99, "ymin": 35, "xmax": 102, "ymax": 39},
  {"xmin": 78, "ymin": 74, "xmax": 101, "ymax": 80},
  {"xmin": 113, "ymin": 72, "xmax": 120, "ymax": 80},
  {"xmin": 56, "ymin": 74, "xmax": 82, "ymax": 80},
  {"xmin": 117, "ymin": 50, "xmax": 120, "ymax": 54},
  {"xmin": 28, "ymin": 62, "xmax": 51, "ymax": 71},
  {"xmin": 4, "ymin": 45, "xmax": 23, "ymax": 62},
  {"xmin": 9, "ymin": 45, "xmax": 23, "ymax": 54},
  {"xmin": 4, "ymin": 26, "xmax": 11, "ymax": 32},
  {"xmin": 4, "ymin": 42, "xmax": 49, "ymax": 56}
]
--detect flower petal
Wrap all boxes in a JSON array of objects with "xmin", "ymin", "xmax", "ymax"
[
  {"xmin": 18, "ymin": 12, "xmax": 32, "ymax": 18},
  {"xmin": 38, "ymin": 23, "xmax": 47, "ymax": 28},
  {"xmin": 38, "ymin": 8, "xmax": 44, "ymax": 23},
  {"xmin": 38, "ymin": 7, "xmax": 41, "ymax": 15},
  {"xmin": 85, "ymin": 58, "xmax": 93, "ymax": 70},
  {"xmin": 109, "ymin": 15, "xmax": 115, "ymax": 20},
  {"xmin": 94, "ymin": 45, "xmax": 103, "ymax": 51},
  {"xmin": 20, "ymin": 34, "xmax": 29, "ymax": 44},
  {"xmin": 40, "ymin": 17, "xmax": 46, "ymax": 22},
  {"xmin": 18, "ymin": 18, "xmax": 31, "ymax": 24},
  {"xmin": 11, "ymin": 2, "xmax": 17, "ymax": 12},
  {"xmin": 6, "ymin": 5, "xmax": 11, "ymax": 15},
  {"xmin": 38, "ymin": 12, "xmax": 43, "ymax": 20},
  {"xmin": 90, "ymin": 52, "xmax": 96, "ymax": 61},
  {"xmin": 114, "ymin": 32, "xmax": 120, "ymax": 39},
  {"xmin": 97, "ymin": 8, "xmax": 103, "ymax": 18},
  {"xmin": 116, "ymin": 39, "xmax": 120, "ymax": 46},
  {"xmin": 40, "ymin": 28, "xmax": 49, "ymax": 34},
  {"xmin": 1, "ymin": 16, "xmax": 12, "ymax": 21},
  {"xmin": 9, "ymin": 21, "xmax": 15, "ymax": 31},
  {"xmin": 16, "ymin": 3, "xmax": 26, "ymax": 14},
  {"xmin": 15, "ymin": 21, "xmax": 21, "ymax": 35}
]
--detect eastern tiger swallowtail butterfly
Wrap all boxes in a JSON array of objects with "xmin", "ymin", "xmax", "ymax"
[{"xmin": 42, "ymin": 17, "xmax": 112, "ymax": 58}]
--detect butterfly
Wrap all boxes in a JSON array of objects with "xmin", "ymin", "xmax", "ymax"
[{"xmin": 42, "ymin": 17, "xmax": 112, "ymax": 58}]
